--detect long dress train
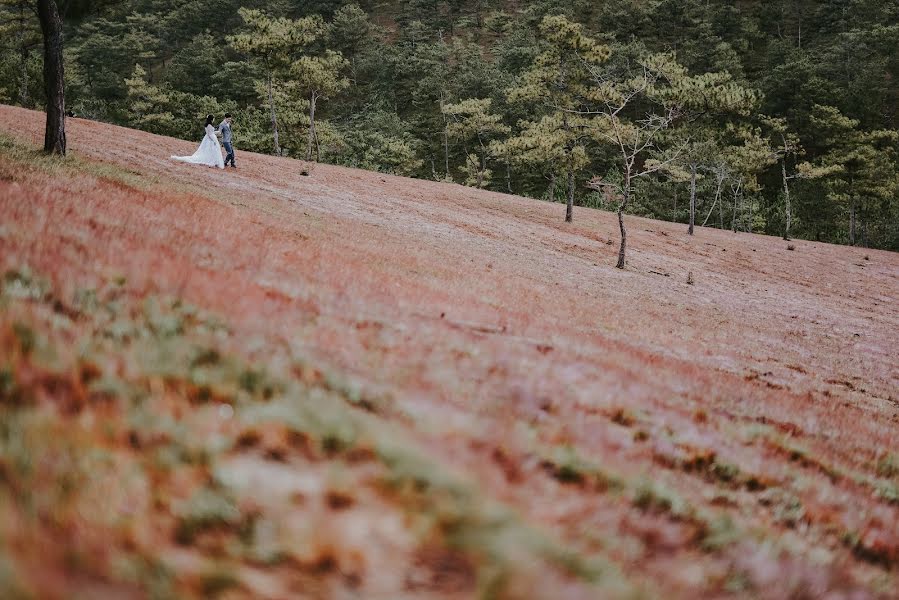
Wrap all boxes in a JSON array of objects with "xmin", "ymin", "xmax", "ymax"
[{"xmin": 171, "ymin": 124, "xmax": 224, "ymax": 169}]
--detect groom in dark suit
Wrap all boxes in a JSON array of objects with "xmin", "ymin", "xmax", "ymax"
[{"xmin": 218, "ymin": 114, "xmax": 236, "ymax": 168}]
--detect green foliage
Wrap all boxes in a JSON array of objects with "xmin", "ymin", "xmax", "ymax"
[
  {"xmin": 5, "ymin": 0, "xmax": 899, "ymax": 248},
  {"xmin": 444, "ymin": 98, "xmax": 509, "ymax": 187},
  {"xmin": 331, "ymin": 109, "xmax": 423, "ymax": 175}
]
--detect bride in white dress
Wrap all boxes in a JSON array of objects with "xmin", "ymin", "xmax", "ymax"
[{"xmin": 171, "ymin": 114, "xmax": 224, "ymax": 169}]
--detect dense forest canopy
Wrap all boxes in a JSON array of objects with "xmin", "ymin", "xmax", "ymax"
[{"xmin": 2, "ymin": 0, "xmax": 898, "ymax": 250}]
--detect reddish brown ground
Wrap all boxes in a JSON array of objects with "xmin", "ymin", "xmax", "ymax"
[{"xmin": 1, "ymin": 104, "xmax": 898, "ymax": 599}]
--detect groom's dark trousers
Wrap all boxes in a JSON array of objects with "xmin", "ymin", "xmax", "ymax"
[{"xmin": 223, "ymin": 141, "xmax": 236, "ymax": 167}]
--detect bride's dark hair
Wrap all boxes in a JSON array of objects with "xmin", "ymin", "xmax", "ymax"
[{"xmin": 205, "ymin": 114, "xmax": 214, "ymax": 127}]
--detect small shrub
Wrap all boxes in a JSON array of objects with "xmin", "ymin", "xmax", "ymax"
[
  {"xmin": 701, "ymin": 515, "xmax": 740, "ymax": 551},
  {"xmin": 876, "ymin": 453, "xmax": 899, "ymax": 479},
  {"xmin": 174, "ymin": 486, "xmax": 242, "ymax": 545},
  {"xmin": 632, "ymin": 480, "xmax": 691, "ymax": 519},
  {"xmin": 610, "ymin": 407, "xmax": 636, "ymax": 427},
  {"xmin": 0, "ymin": 367, "xmax": 19, "ymax": 404},
  {"xmin": 876, "ymin": 481, "xmax": 899, "ymax": 505},
  {"xmin": 710, "ymin": 460, "xmax": 741, "ymax": 484},
  {"xmin": 199, "ymin": 567, "xmax": 239, "ymax": 597},
  {"xmin": 11, "ymin": 323, "xmax": 35, "ymax": 355}
]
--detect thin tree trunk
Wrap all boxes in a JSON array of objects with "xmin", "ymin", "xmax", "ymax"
[
  {"xmin": 849, "ymin": 197, "xmax": 856, "ymax": 245},
  {"xmin": 748, "ymin": 195, "xmax": 753, "ymax": 233},
  {"xmin": 313, "ymin": 120, "xmax": 321, "ymax": 162},
  {"xmin": 444, "ymin": 129, "xmax": 450, "ymax": 179},
  {"xmin": 306, "ymin": 92, "xmax": 317, "ymax": 161},
  {"xmin": 782, "ymin": 159, "xmax": 791, "ymax": 240},
  {"xmin": 702, "ymin": 176, "xmax": 723, "ymax": 227},
  {"xmin": 37, "ymin": 0, "xmax": 65, "ymax": 155},
  {"xmin": 266, "ymin": 67, "xmax": 280, "ymax": 156},
  {"xmin": 506, "ymin": 160, "xmax": 512, "ymax": 193},
  {"xmin": 719, "ymin": 185, "xmax": 725, "ymax": 229},
  {"xmin": 565, "ymin": 164, "xmax": 574, "ymax": 223},
  {"xmin": 616, "ymin": 183, "xmax": 630, "ymax": 269},
  {"xmin": 477, "ymin": 147, "xmax": 486, "ymax": 188},
  {"xmin": 440, "ymin": 93, "xmax": 449, "ymax": 179},
  {"xmin": 547, "ymin": 173, "xmax": 556, "ymax": 202},
  {"xmin": 731, "ymin": 181, "xmax": 741, "ymax": 232},
  {"xmin": 688, "ymin": 165, "xmax": 697, "ymax": 235},
  {"xmin": 18, "ymin": 4, "xmax": 29, "ymax": 107},
  {"xmin": 861, "ymin": 201, "xmax": 868, "ymax": 247},
  {"xmin": 673, "ymin": 191, "xmax": 677, "ymax": 222}
]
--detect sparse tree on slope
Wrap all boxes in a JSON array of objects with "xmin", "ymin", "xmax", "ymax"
[
  {"xmin": 585, "ymin": 54, "xmax": 686, "ymax": 269},
  {"xmin": 586, "ymin": 54, "xmax": 756, "ymax": 267},
  {"xmin": 508, "ymin": 15, "xmax": 610, "ymax": 223},
  {"xmin": 292, "ymin": 49, "xmax": 349, "ymax": 161},
  {"xmin": 230, "ymin": 8, "xmax": 321, "ymax": 156},
  {"xmin": 725, "ymin": 126, "xmax": 776, "ymax": 232}
]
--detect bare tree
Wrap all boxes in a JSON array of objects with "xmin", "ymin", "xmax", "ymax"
[
  {"xmin": 588, "ymin": 108, "xmax": 682, "ymax": 268},
  {"xmin": 701, "ymin": 160, "xmax": 731, "ymax": 228},
  {"xmin": 582, "ymin": 56, "xmax": 685, "ymax": 268}
]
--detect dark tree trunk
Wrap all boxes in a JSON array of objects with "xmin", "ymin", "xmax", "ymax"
[
  {"xmin": 688, "ymin": 165, "xmax": 697, "ymax": 235},
  {"xmin": 547, "ymin": 173, "xmax": 556, "ymax": 202},
  {"xmin": 37, "ymin": 0, "xmax": 65, "ymax": 155},
  {"xmin": 616, "ymin": 185, "xmax": 630, "ymax": 269},
  {"xmin": 849, "ymin": 197, "xmax": 856, "ymax": 246},
  {"xmin": 565, "ymin": 164, "xmax": 574, "ymax": 223},
  {"xmin": 748, "ymin": 196, "xmax": 753, "ymax": 233},
  {"xmin": 782, "ymin": 160, "xmax": 792, "ymax": 240}
]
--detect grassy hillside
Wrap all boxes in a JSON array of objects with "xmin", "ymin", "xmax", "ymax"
[{"xmin": 1, "ymin": 104, "xmax": 897, "ymax": 599}]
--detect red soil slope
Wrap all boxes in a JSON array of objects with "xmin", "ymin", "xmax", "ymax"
[{"xmin": 1, "ymin": 105, "xmax": 897, "ymax": 599}]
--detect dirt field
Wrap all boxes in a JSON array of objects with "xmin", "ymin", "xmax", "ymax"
[{"xmin": 1, "ymin": 104, "xmax": 897, "ymax": 599}]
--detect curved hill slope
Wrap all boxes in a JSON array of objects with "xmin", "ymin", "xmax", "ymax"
[{"xmin": 1, "ymin": 104, "xmax": 897, "ymax": 599}]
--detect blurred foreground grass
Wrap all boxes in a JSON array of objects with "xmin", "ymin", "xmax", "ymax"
[{"xmin": 0, "ymin": 265, "xmax": 635, "ymax": 599}]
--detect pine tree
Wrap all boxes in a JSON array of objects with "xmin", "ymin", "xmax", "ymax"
[
  {"xmin": 507, "ymin": 14, "xmax": 610, "ymax": 223},
  {"xmin": 292, "ymin": 50, "xmax": 349, "ymax": 161},
  {"xmin": 443, "ymin": 98, "xmax": 509, "ymax": 188},
  {"xmin": 760, "ymin": 116, "xmax": 802, "ymax": 240},
  {"xmin": 586, "ymin": 53, "xmax": 755, "ymax": 267},
  {"xmin": 0, "ymin": 0, "xmax": 41, "ymax": 107},
  {"xmin": 799, "ymin": 105, "xmax": 899, "ymax": 246},
  {"xmin": 124, "ymin": 64, "xmax": 176, "ymax": 134},
  {"xmin": 230, "ymin": 8, "xmax": 322, "ymax": 156}
]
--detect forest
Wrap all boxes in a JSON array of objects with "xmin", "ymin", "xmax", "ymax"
[{"xmin": 2, "ymin": 0, "xmax": 898, "ymax": 250}]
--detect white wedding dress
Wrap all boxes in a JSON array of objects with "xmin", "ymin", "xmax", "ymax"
[{"xmin": 171, "ymin": 124, "xmax": 224, "ymax": 169}]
